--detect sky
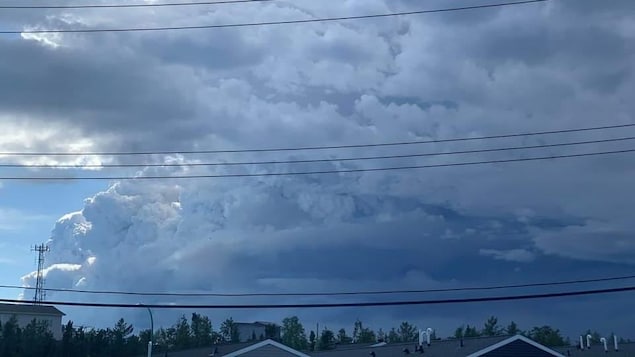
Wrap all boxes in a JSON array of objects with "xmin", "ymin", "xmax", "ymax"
[{"xmin": 1, "ymin": 0, "xmax": 634, "ymax": 341}]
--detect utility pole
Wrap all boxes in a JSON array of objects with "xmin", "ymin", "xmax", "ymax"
[{"xmin": 31, "ymin": 243, "xmax": 49, "ymax": 304}]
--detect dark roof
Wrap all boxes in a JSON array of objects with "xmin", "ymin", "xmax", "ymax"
[
  {"xmin": 235, "ymin": 322, "xmax": 268, "ymax": 326},
  {"xmin": 143, "ymin": 336, "xmax": 579, "ymax": 357},
  {"xmin": 470, "ymin": 336, "xmax": 565, "ymax": 356},
  {"xmin": 554, "ymin": 342, "xmax": 635, "ymax": 356},
  {"xmin": 253, "ymin": 321, "xmax": 278, "ymax": 325},
  {"xmin": 0, "ymin": 303, "xmax": 65, "ymax": 316},
  {"xmin": 312, "ymin": 336, "xmax": 510, "ymax": 357},
  {"xmin": 149, "ymin": 341, "xmax": 258, "ymax": 357}
]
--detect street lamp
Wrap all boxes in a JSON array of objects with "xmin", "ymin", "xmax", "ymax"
[{"xmin": 138, "ymin": 304, "xmax": 154, "ymax": 357}]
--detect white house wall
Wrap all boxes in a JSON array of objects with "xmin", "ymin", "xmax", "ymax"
[{"xmin": 0, "ymin": 313, "xmax": 63, "ymax": 340}]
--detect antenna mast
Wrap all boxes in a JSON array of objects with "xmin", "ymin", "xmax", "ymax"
[{"xmin": 31, "ymin": 243, "xmax": 49, "ymax": 304}]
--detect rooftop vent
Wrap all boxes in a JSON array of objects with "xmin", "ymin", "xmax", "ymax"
[
  {"xmin": 600, "ymin": 337, "xmax": 607, "ymax": 352},
  {"xmin": 614, "ymin": 335, "xmax": 619, "ymax": 352},
  {"xmin": 586, "ymin": 334, "xmax": 593, "ymax": 349},
  {"xmin": 418, "ymin": 328, "xmax": 433, "ymax": 347}
]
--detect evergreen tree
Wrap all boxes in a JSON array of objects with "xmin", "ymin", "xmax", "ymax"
[
  {"xmin": 281, "ymin": 316, "xmax": 307, "ymax": 350},
  {"xmin": 454, "ymin": 326, "xmax": 465, "ymax": 339},
  {"xmin": 2, "ymin": 316, "xmax": 21, "ymax": 357},
  {"xmin": 264, "ymin": 324, "xmax": 280, "ymax": 340},
  {"xmin": 60, "ymin": 320, "xmax": 75, "ymax": 357},
  {"xmin": 506, "ymin": 321, "xmax": 520, "ymax": 335},
  {"xmin": 220, "ymin": 318, "xmax": 240, "ymax": 343},
  {"xmin": 464, "ymin": 324, "xmax": 481, "ymax": 338},
  {"xmin": 191, "ymin": 313, "xmax": 213, "ymax": 347},
  {"xmin": 358, "ymin": 328, "xmax": 376, "ymax": 343},
  {"xmin": 318, "ymin": 329, "xmax": 335, "ymax": 350},
  {"xmin": 352, "ymin": 320, "xmax": 376, "ymax": 343},
  {"xmin": 529, "ymin": 326, "xmax": 566, "ymax": 347},
  {"xmin": 387, "ymin": 327, "xmax": 400, "ymax": 343},
  {"xmin": 397, "ymin": 321, "xmax": 418, "ymax": 342},
  {"xmin": 21, "ymin": 319, "xmax": 55, "ymax": 357},
  {"xmin": 173, "ymin": 315, "xmax": 192, "ymax": 349},
  {"xmin": 309, "ymin": 330, "xmax": 316, "ymax": 351},
  {"xmin": 337, "ymin": 328, "xmax": 352, "ymax": 344},
  {"xmin": 138, "ymin": 329, "xmax": 152, "ymax": 351},
  {"xmin": 73, "ymin": 326, "xmax": 90, "ymax": 357},
  {"xmin": 376, "ymin": 328, "xmax": 386, "ymax": 342},
  {"xmin": 86, "ymin": 328, "xmax": 110, "ymax": 357},
  {"xmin": 483, "ymin": 316, "xmax": 502, "ymax": 336},
  {"xmin": 110, "ymin": 318, "xmax": 134, "ymax": 356}
]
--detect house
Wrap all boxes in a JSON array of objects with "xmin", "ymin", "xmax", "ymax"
[
  {"xmin": 149, "ymin": 339, "xmax": 309, "ymax": 357},
  {"xmin": 313, "ymin": 335, "xmax": 567, "ymax": 357},
  {"xmin": 0, "ymin": 303, "xmax": 65, "ymax": 340},
  {"xmin": 235, "ymin": 322, "xmax": 281, "ymax": 342},
  {"xmin": 151, "ymin": 335, "xmax": 574, "ymax": 357}
]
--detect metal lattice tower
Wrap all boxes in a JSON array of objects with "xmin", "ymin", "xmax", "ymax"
[{"xmin": 31, "ymin": 244, "xmax": 49, "ymax": 304}]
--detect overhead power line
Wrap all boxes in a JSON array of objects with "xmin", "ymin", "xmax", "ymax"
[
  {"xmin": 1, "ymin": 286, "xmax": 633, "ymax": 309},
  {"xmin": 0, "ymin": 0, "xmax": 271, "ymax": 9},
  {"xmin": 3, "ymin": 0, "xmax": 548, "ymax": 34},
  {"xmin": 6, "ymin": 274, "xmax": 635, "ymax": 298},
  {"xmin": 0, "ymin": 147, "xmax": 634, "ymax": 180},
  {"xmin": 3, "ymin": 136, "xmax": 635, "ymax": 169},
  {"xmin": 1, "ymin": 123, "xmax": 631, "ymax": 157}
]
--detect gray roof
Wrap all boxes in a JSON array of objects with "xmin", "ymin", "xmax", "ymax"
[
  {"xmin": 554, "ymin": 342, "xmax": 635, "ymax": 356},
  {"xmin": 0, "ymin": 303, "xmax": 65, "ymax": 316},
  {"xmin": 312, "ymin": 336, "xmax": 510, "ymax": 357},
  {"xmin": 149, "ymin": 341, "xmax": 258, "ymax": 357},
  {"xmin": 145, "ymin": 335, "xmax": 604, "ymax": 357}
]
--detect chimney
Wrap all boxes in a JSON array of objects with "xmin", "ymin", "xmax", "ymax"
[{"xmin": 600, "ymin": 337, "xmax": 607, "ymax": 353}]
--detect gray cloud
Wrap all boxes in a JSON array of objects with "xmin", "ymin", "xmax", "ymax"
[
  {"xmin": 5, "ymin": 0, "xmax": 635, "ymax": 337},
  {"xmin": 533, "ymin": 221, "xmax": 635, "ymax": 264},
  {"xmin": 480, "ymin": 248, "xmax": 536, "ymax": 263}
]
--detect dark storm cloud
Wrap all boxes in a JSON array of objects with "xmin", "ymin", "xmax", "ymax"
[{"xmin": 6, "ymin": 0, "xmax": 635, "ymax": 338}]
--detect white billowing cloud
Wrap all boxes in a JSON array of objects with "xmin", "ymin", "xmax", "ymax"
[
  {"xmin": 479, "ymin": 248, "xmax": 536, "ymax": 263},
  {"xmin": 21, "ymin": 263, "xmax": 83, "ymax": 293}
]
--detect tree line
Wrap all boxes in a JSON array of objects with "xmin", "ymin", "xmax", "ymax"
[
  {"xmin": 0, "ymin": 313, "xmax": 257, "ymax": 357},
  {"xmin": 452, "ymin": 316, "xmax": 630, "ymax": 348},
  {"xmin": 1, "ymin": 313, "xmax": 631, "ymax": 356},
  {"xmin": 281, "ymin": 315, "xmax": 630, "ymax": 351}
]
